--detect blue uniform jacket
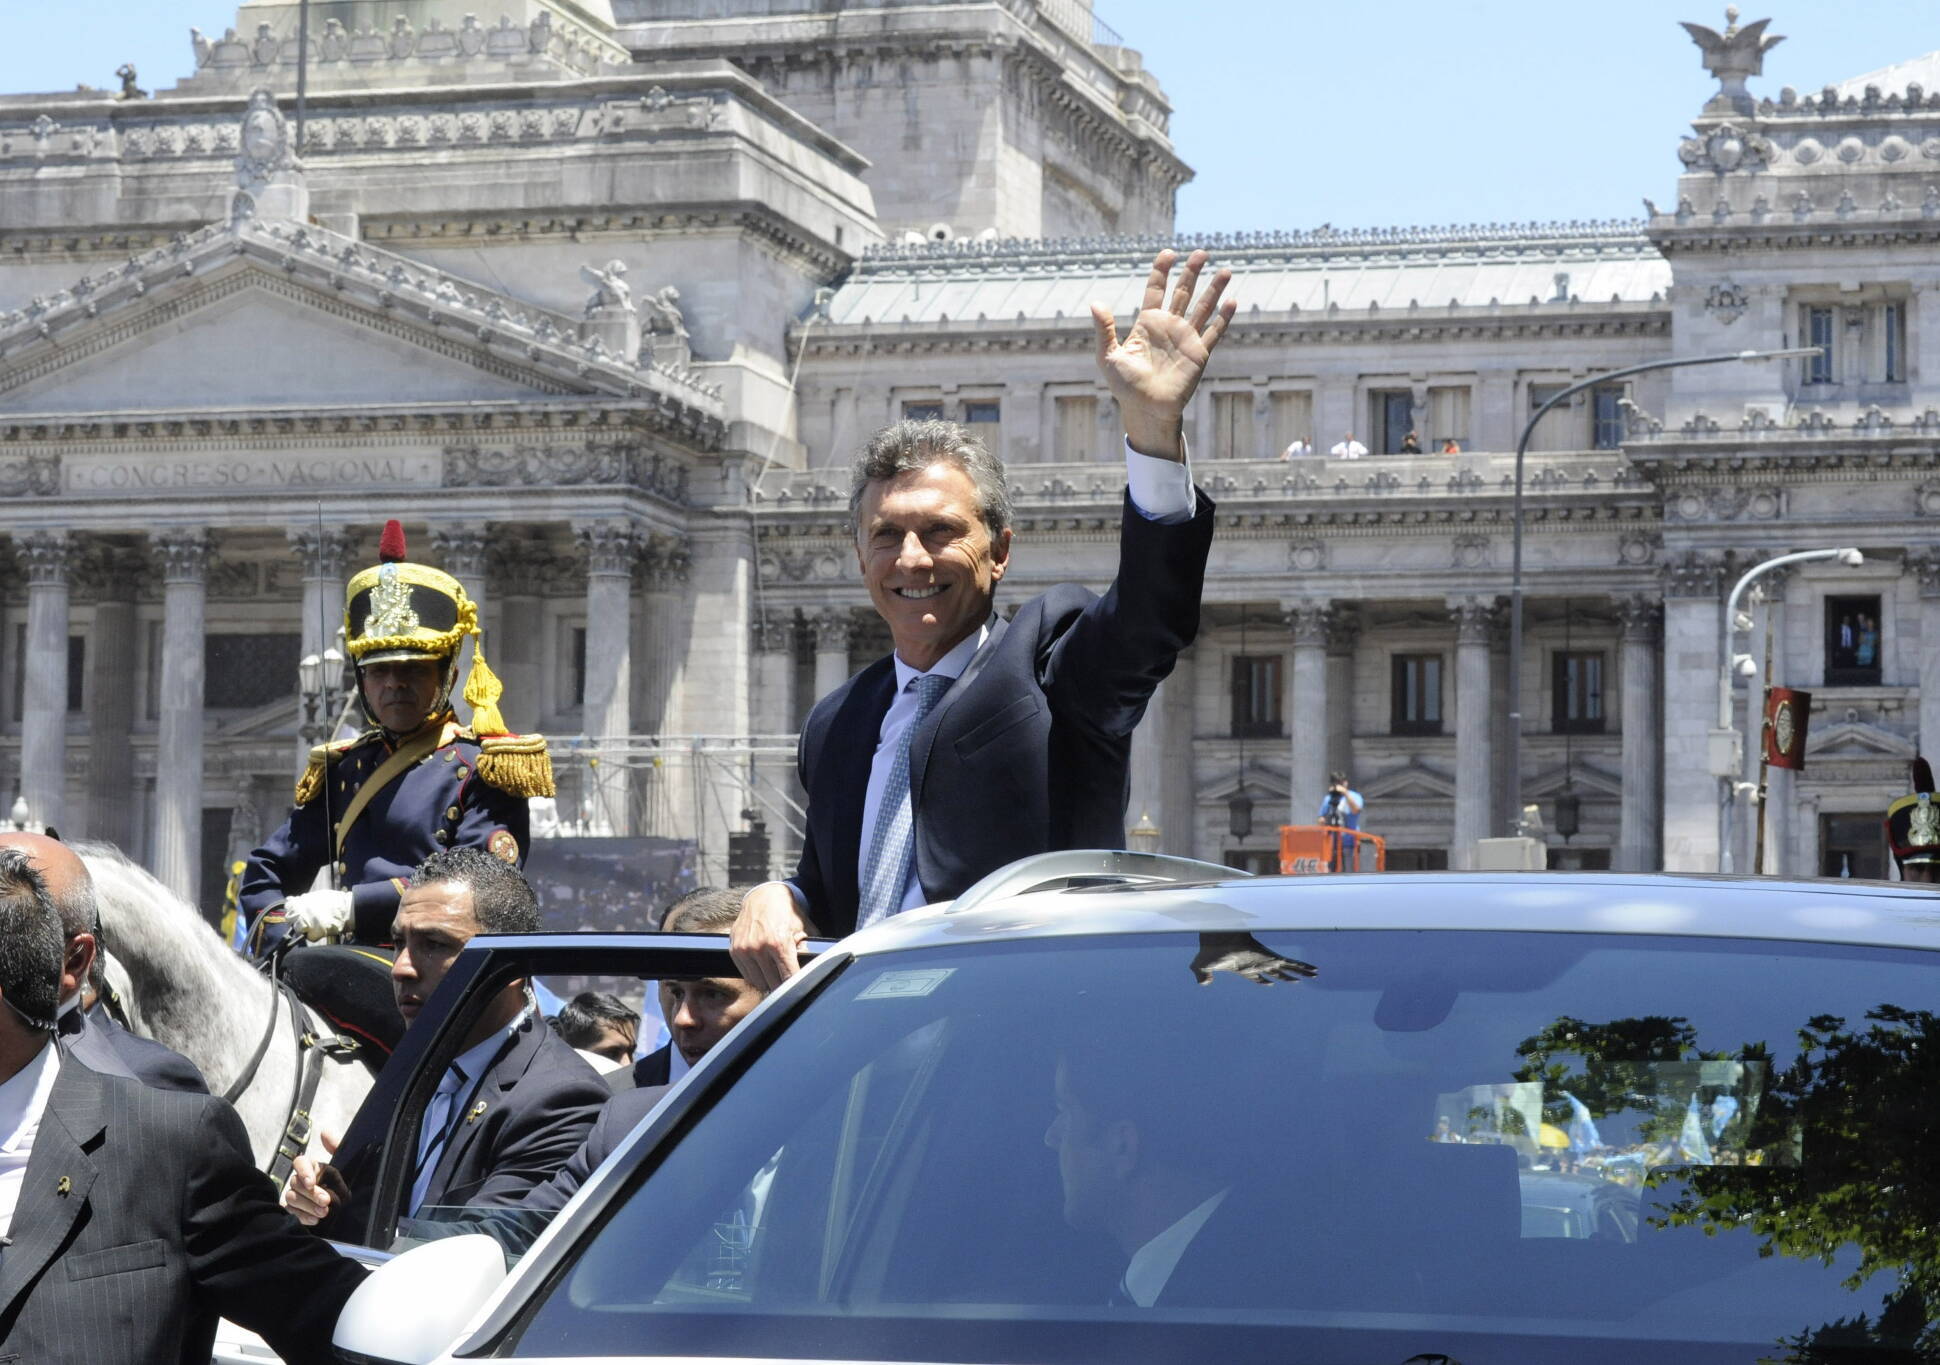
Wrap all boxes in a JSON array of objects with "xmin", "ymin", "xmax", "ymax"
[{"xmin": 240, "ymin": 714, "xmax": 531, "ymax": 949}]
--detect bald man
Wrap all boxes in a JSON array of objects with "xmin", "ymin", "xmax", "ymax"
[{"xmin": 0, "ymin": 832, "xmax": 207, "ymax": 1092}]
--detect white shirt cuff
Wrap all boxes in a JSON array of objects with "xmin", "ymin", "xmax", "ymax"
[{"xmin": 1123, "ymin": 438, "xmax": 1196, "ymax": 523}]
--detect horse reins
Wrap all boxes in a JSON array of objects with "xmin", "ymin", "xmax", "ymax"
[{"xmin": 226, "ymin": 943, "xmax": 361, "ymax": 1190}]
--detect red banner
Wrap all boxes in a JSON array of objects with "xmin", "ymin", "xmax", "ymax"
[{"xmin": 1763, "ymin": 687, "xmax": 1811, "ymax": 770}]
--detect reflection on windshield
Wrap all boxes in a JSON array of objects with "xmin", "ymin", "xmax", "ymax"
[{"xmin": 509, "ymin": 932, "xmax": 1940, "ymax": 1364}]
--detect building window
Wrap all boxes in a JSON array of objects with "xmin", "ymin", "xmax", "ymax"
[
  {"xmin": 1371, "ymin": 389, "xmax": 1415, "ymax": 454},
  {"xmin": 1591, "ymin": 384, "xmax": 1626, "ymax": 450},
  {"xmin": 1820, "ymin": 813, "xmax": 1888, "ymax": 879},
  {"xmin": 1804, "ymin": 306, "xmax": 1836, "ymax": 384},
  {"xmin": 1526, "ymin": 382, "xmax": 1575, "ymax": 452},
  {"xmin": 1883, "ymin": 301, "xmax": 1907, "ymax": 383},
  {"xmin": 1212, "ymin": 392, "xmax": 1254, "ymax": 459},
  {"xmin": 961, "ymin": 399, "xmax": 1000, "ymax": 453},
  {"xmin": 1427, "ymin": 385, "xmax": 1470, "ymax": 451},
  {"xmin": 1053, "ymin": 394, "xmax": 1097, "ymax": 461},
  {"xmin": 1271, "ymin": 390, "xmax": 1314, "ymax": 455},
  {"xmin": 1230, "ymin": 654, "xmax": 1283, "ymax": 738},
  {"xmin": 1390, "ymin": 653, "xmax": 1444, "ymax": 735},
  {"xmin": 204, "ymin": 633, "xmax": 301, "ymax": 710},
  {"xmin": 901, "ymin": 399, "xmax": 944, "ymax": 421},
  {"xmin": 1552, "ymin": 650, "xmax": 1606, "ymax": 734},
  {"xmin": 571, "ymin": 625, "xmax": 588, "ymax": 706},
  {"xmin": 9, "ymin": 628, "xmax": 85, "ymax": 718},
  {"xmin": 1824, "ymin": 594, "xmax": 1882, "ymax": 685}
]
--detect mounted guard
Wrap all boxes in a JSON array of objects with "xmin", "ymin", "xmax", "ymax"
[
  {"xmin": 1885, "ymin": 756, "xmax": 1940, "ymax": 886},
  {"xmin": 241, "ymin": 520, "xmax": 554, "ymax": 954}
]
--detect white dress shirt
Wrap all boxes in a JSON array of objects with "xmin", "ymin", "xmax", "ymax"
[
  {"xmin": 846, "ymin": 442, "xmax": 1195, "ymax": 915},
  {"xmin": 1330, "ymin": 438, "xmax": 1368, "ymax": 458},
  {"xmin": 0, "ymin": 1040, "xmax": 60, "ymax": 1239},
  {"xmin": 1122, "ymin": 1187, "xmax": 1229, "ymax": 1308}
]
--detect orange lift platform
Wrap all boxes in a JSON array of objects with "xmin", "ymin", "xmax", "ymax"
[{"xmin": 1279, "ymin": 824, "xmax": 1387, "ymax": 874}]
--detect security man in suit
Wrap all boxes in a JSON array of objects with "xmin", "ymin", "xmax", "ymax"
[
  {"xmin": 0, "ymin": 847, "xmax": 366, "ymax": 1365},
  {"xmin": 733, "ymin": 248, "xmax": 1234, "ymax": 989},
  {"xmin": 241, "ymin": 519, "xmax": 554, "ymax": 953},
  {"xmin": 0, "ymin": 832, "xmax": 208, "ymax": 1092}
]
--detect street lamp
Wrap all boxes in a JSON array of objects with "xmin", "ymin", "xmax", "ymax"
[
  {"xmin": 1714, "ymin": 545, "xmax": 1863, "ymax": 872},
  {"xmin": 1505, "ymin": 347, "xmax": 1822, "ymax": 833},
  {"xmin": 298, "ymin": 645, "xmax": 345, "ymax": 747}
]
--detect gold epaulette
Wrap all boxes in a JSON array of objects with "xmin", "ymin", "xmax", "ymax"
[
  {"xmin": 475, "ymin": 732, "xmax": 556, "ymax": 799},
  {"xmin": 293, "ymin": 736, "xmax": 366, "ymax": 807}
]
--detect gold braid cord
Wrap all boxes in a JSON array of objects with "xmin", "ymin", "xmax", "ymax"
[
  {"xmin": 476, "ymin": 732, "xmax": 556, "ymax": 798},
  {"xmin": 293, "ymin": 737, "xmax": 368, "ymax": 806}
]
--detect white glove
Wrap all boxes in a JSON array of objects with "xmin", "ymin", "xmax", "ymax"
[{"xmin": 283, "ymin": 889, "xmax": 354, "ymax": 942}]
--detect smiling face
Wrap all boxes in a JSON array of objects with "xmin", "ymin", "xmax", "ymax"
[
  {"xmin": 855, "ymin": 461, "xmax": 1011, "ymax": 672},
  {"xmin": 360, "ymin": 658, "xmax": 445, "ymax": 735}
]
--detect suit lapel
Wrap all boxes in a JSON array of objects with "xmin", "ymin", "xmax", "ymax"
[
  {"xmin": 908, "ymin": 614, "xmax": 1010, "ymax": 806},
  {"xmin": 0, "ymin": 1055, "xmax": 105, "ymax": 1317},
  {"xmin": 824, "ymin": 661, "xmax": 896, "ymax": 914},
  {"xmin": 424, "ymin": 1019, "xmax": 536, "ymax": 1204}
]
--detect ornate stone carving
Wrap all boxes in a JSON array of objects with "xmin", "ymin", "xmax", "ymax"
[
  {"xmin": 441, "ymin": 444, "xmax": 688, "ymax": 502},
  {"xmin": 1447, "ymin": 596, "xmax": 1498, "ymax": 644},
  {"xmin": 580, "ymin": 259, "xmax": 632, "ymax": 316},
  {"xmin": 1678, "ymin": 121, "xmax": 1775, "ymax": 172},
  {"xmin": 287, "ymin": 527, "xmax": 353, "ymax": 581},
  {"xmin": 752, "ymin": 609, "xmax": 794, "ymax": 655},
  {"xmin": 1614, "ymin": 593, "xmax": 1663, "ymax": 643},
  {"xmin": 1326, "ymin": 606, "xmax": 1361, "ymax": 655},
  {"xmin": 1286, "ymin": 536, "xmax": 1325, "ymax": 572},
  {"xmin": 1452, "ymin": 534, "xmax": 1492, "ymax": 570},
  {"xmin": 1662, "ymin": 551, "xmax": 1726, "ymax": 599},
  {"xmin": 1703, "ymin": 281, "xmax": 1749, "ymax": 324},
  {"xmin": 641, "ymin": 285, "xmax": 691, "ymax": 368},
  {"xmin": 1916, "ymin": 481, "xmax": 1940, "ymax": 518},
  {"xmin": 1283, "ymin": 601, "xmax": 1332, "ymax": 647},
  {"xmin": 16, "ymin": 531, "xmax": 77, "ymax": 586},
  {"xmin": 0, "ymin": 453, "xmax": 60, "ymax": 497},
  {"xmin": 430, "ymin": 527, "xmax": 489, "ymax": 580},
  {"xmin": 152, "ymin": 531, "xmax": 213, "ymax": 584},
  {"xmin": 1908, "ymin": 553, "xmax": 1940, "ymax": 599},
  {"xmin": 1667, "ymin": 485, "xmax": 1783, "ymax": 523},
  {"xmin": 810, "ymin": 609, "xmax": 855, "ymax": 654},
  {"xmin": 1617, "ymin": 528, "xmax": 1659, "ymax": 566},
  {"xmin": 638, "ymin": 536, "xmax": 690, "ymax": 591},
  {"xmin": 1681, "ymin": 9, "xmax": 1784, "ymax": 116},
  {"xmin": 576, "ymin": 521, "xmax": 640, "ymax": 578}
]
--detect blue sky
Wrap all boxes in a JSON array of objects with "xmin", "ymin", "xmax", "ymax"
[{"xmin": 3, "ymin": 2, "xmax": 1931, "ymax": 233}]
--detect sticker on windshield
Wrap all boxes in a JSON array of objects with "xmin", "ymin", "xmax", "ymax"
[{"xmin": 858, "ymin": 968, "xmax": 955, "ymax": 1000}]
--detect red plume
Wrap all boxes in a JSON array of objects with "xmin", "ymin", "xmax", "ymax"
[{"xmin": 378, "ymin": 519, "xmax": 407, "ymax": 564}]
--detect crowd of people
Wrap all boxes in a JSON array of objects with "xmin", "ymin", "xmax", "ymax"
[{"xmin": 1281, "ymin": 431, "xmax": 1463, "ymax": 458}]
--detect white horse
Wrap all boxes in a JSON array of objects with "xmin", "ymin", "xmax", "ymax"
[{"xmin": 79, "ymin": 844, "xmax": 374, "ymax": 1169}]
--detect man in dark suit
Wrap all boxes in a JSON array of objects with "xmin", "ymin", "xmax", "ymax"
[
  {"xmin": 0, "ymin": 846, "xmax": 365, "ymax": 1365},
  {"xmin": 733, "ymin": 248, "xmax": 1235, "ymax": 988},
  {"xmin": 0, "ymin": 832, "xmax": 208, "ymax": 1092},
  {"xmin": 618, "ymin": 886, "xmax": 768, "ymax": 1092},
  {"xmin": 284, "ymin": 848, "xmax": 607, "ymax": 1226}
]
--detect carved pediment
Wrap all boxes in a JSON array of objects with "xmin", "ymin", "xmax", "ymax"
[
  {"xmin": 1361, "ymin": 763, "xmax": 1456, "ymax": 801},
  {"xmin": 1197, "ymin": 764, "xmax": 1291, "ymax": 804},
  {"xmin": 1523, "ymin": 762, "xmax": 1622, "ymax": 799},
  {"xmin": 214, "ymin": 695, "xmax": 300, "ymax": 739},
  {"xmin": 1806, "ymin": 718, "xmax": 1916, "ymax": 761}
]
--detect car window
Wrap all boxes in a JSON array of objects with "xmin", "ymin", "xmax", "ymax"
[{"xmin": 507, "ymin": 930, "xmax": 1940, "ymax": 1362}]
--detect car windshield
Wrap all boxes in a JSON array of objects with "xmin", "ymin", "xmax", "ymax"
[{"xmin": 509, "ymin": 928, "xmax": 1940, "ymax": 1363}]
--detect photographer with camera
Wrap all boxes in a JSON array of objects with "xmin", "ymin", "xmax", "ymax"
[{"xmin": 1317, "ymin": 771, "xmax": 1365, "ymax": 872}]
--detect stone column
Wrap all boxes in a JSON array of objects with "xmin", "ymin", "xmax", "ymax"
[
  {"xmin": 17, "ymin": 532, "xmax": 76, "ymax": 834},
  {"xmin": 1127, "ymin": 678, "xmax": 1167, "ymax": 841},
  {"xmin": 85, "ymin": 549, "xmax": 142, "ymax": 849},
  {"xmin": 1660, "ymin": 553, "xmax": 1727, "ymax": 872},
  {"xmin": 153, "ymin": 532, "xmax": 212, "ymax": 905},
  {"xmin": 811, "ymin": 609, "xmax": 855, "ymax": 705},
  {"xmin": 1915, "ymin": 555, "xmax": 1940, "ymax": 770},
  {"xmin": 1489, "ymin": 610, "xmax": 1515, "ymax": 837},
  {"xmin": 751, "ymin": 609, "xmax": 797, "ymax": 874},
  {"xmin": 1449, "ymin": 596, "xmax": 1497, "ymax": 869},
  {"xmin": 576, "ymin": 521, "xmax": 638, "ymax": 837},
  {"xmin": 1756, "ymin": 570, "xmax": 1792, "ymax": 876},
  {"xmin": 1615, "ymin": 593, "xmax": 1664, "ymax": 872},
  {"xmin": 631, "ymin": 537, "xmax": 689, "ymax": 841},
  {"xmin": 1325, "ymin": 607, "xmax": 1359, "ymax": 787},
  {"xmin": 1284, "ymin": 602, "xmax": 1331, "ymax": 828},
  {"xmin": 489, "ymin": 540, "xmax": 548, "ymax": 736},
  {"xmin": 288, "ymin": 528, "xmax": 354, "ymax": 767},
  {"xmin": 431, "ymin": 527, "xmax": 491, "ymax": 731}
]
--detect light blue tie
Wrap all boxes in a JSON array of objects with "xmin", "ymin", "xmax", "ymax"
[{"xmin": 857, "ymin": 673, "xmax": 952, "ymax": 929}]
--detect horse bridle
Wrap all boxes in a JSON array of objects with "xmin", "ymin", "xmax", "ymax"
[{"xmin": 226, "ymin": 943, "xmax": 362, "ymax": 1190}]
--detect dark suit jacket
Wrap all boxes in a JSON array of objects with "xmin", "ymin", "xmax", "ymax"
[
  {"xmin": 57, "ymin": 1003, "xmax": 209, "ymax": 1094},
  {"xmin": 796, "ymin": 491, "xmax": 1215, "ymax": 933},
  {"xmin": 607, "ymin": 1043, "xmax": 672, "ymax": 1093},
  {"xmin": 0, "ymin": 1049, "xmax": 365, "ymax": 1365},
  {"xmin": 417, "ymin": 1013, "xmax": 608, "ymax": 1213}
]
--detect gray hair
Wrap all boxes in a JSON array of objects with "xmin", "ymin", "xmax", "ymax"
[{"xmin": 847, "ymin": 420, "xmax": 1012, "ymax": 544}]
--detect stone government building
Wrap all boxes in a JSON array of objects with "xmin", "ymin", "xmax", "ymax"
[{"xmin": 0, "ymin": 0, "xmax": 1935, "ymax": 907}]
